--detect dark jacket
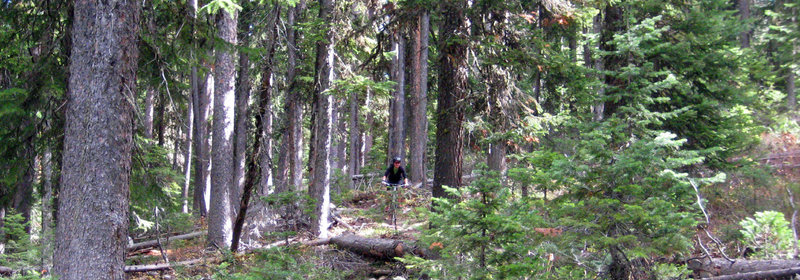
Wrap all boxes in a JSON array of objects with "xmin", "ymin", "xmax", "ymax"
[{"xmin": 384, "ymin": 166, "xmax": 407, "ymax": 184}]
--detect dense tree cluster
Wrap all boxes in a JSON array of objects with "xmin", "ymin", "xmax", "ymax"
[{"xmin": 0, "ymin": 0, "xmax": 798, "ymax": 278}]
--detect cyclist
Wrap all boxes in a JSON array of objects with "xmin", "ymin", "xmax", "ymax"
[{"xmin": 383, "ymin": 156, "xmax": 408, "ymax": 187}]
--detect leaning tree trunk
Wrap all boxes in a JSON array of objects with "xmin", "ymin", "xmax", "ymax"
[
  {"xmin": 388, "ymin": 32, "xmax": 406, "ymax": 166},
  {"xmin": 310, "ymin": 0, "xmax": 335, "ymax": 239},
  {"xmin": 232, "ymin": 34, "xmax": 251, "ymax": 218},
  {"xmin": 208, "ymin": 9, "xmax": 238, "ymax": 250},
  {"xmin": 407, "ymin": 11, "xmax": 429, "ymax": 188},
  {"xmin": 54, "ymin": 0, "xmax": 139, "ymax": 278},
  {"xmin": 432, "ymin": 0, "xmax": 469, "ymax": 200}
]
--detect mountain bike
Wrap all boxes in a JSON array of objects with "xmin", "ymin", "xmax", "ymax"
[{"xmin": 382, "ymin": 181, "xmax": 407, "ymax": 232}]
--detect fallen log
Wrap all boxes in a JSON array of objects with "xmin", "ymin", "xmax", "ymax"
[
  {"xmin": 307, "ymin": 233, "xmax": 438, "ymax": 260},
  {"xmin": 701, "ymin": 267, "xmax": 800, "ymax": 280},
  {"xmin": 124, "ymin": 257, "xmax": 220, "ymax": 273},
  {"xmin": 688, "ymin": 258, "xmax": 800, "ymax": 278},
  {"xmin": 127, "ymin": 231, "xmax": 205, "ymax": 251},
  {"xmin": 0, "ymin": 266, "xmax": 12, "ymax": 276}
]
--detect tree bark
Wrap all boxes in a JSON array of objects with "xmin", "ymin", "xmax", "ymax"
[
  {"xmin": 310, "ymin": 0, "xmax": 335, "ymax": 238},
  {"xmin": 208, "ymin": 9, "xmax": 238, "ymax": 250},
  {"xmin": 388, "ymin": 32, "xmax": 406, "ymax": 165},
  {"xmin": 54, "ymin": 0, "xmax": 139, "ymax": 278},
  {"xmin": 433, "ymin": 0, "xmax": 469, "ymax": 200},
  {"xmin": 407, "ymin": 11, "xmax": 429, "ymax": 188}
]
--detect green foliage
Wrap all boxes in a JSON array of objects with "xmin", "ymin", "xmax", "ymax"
[
  {"xmin": 191, "ymin": 245, "xmax": 345, "ymax": 280},
  {"xmin": 653, "ymin": 263, "xmax": 691, "ymax": 280},
  {"xmin": 130, "ymin": 136, "xmax": 184, "ymax": 232},
  {"xmin": 739, "ymin": 210, "xmax": 794, "ymax": 258},
  {"xmin": 199, "ymin": 0, "xmax": 242, "ymax": 16},
  {"xmin": 403, "ymin": 167, "xmax": 550, "ymax": 279},
  {"xmin": 0, "ymin": 210, "xmax": 45, "ymax": 279}
]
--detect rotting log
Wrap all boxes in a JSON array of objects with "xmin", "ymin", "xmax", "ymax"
[
  {"xmin": 688, "ymin": 258, "xmax": 800, "ymax": 278},
  {"xmin": 307, "ymin": 233, "xmax": 438, "ymax": 260},
  {"xmin": 701, "ymin": 267, "xmax": 800, "ymax": 280},
  {"xmin": 127, "ymin": 231, "xmax": 205, "ymax": 251}
]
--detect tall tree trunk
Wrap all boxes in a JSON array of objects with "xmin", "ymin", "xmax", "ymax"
[
  {"xmin": 12, "ymin": 142, "xmax": 34, "ymax": 233},
  {"xmin": 276, "ymin": 0, "xmax": 306, "ymax": 194},
  {"xmin": 362, "ymin": 89, "xmax": 373, "ymax": 168},
  {"xmin": 193, "ymin": 57, "xmax": 213, "ymax": 217},
  {"xmin": 408, "ymin": 11, "xmax": 429, "ymax": 187},
  {"xmin": 433, "ymin": 0, "xmax": 469, "ymax": 199},
  {"xmin": 173, "ymin": 122, "xmax": 182, "ymax": 170},
  {"xmin": 231, "ymin": 4, "xmax": 280, "ymax": 249},
  {"xmin": 601, "ymin": 5, "xmax": 624, "ymax": 120},
  {"xmin": 156, "ymin": 92, "xmax": 166, "ymax": 146},
  {"xmin": 144, "ymin": 88, "xmax": 155, "ymax": 138},
  {"xmin": 54, "ymin": 0, "xmax": 139, "ymax": 277},
  {"xmin": 233, "ymin": 35, "xmax": 251, "ymax": 218},
  {"xmin": 388, "ymin": 33, "xmax": 406, "ymax": 165},
  {"xmin": 586, "ymin": 13, "xmax": 605, "ymax": 121},
  {"xmin": 310, "ymin": 0, "xmax": 335, "ymax": 238},
  {"xmin": 41, "ymin": 147, "xmax": 55, "ymax": 271},
  {"xmin": 335, "ymin": 104, "xmax": 347, "ymax": 172},
  {"xmin": 738, "ymin": 0, "xmax": 751, "ymax": 48},
  {"xmin": 208, "ymin": 9, "xmax": 238, "ymax": 250},
  {"xmin": 789, "ymin": 66, "xmax": 796, "ymax": 111},
  {"xmin": 188, "ymin": 0, "xmax": 209, "ymax": 217},
  {"xmin": 257, "ymin": 4, "xmax": 280, "ymax": 196},
  {"xmin": 486, "ymin": 67, "xmax": 508, "ymax": 173},
  {"xmin": 182, "ymin": 89, "xmax": 194, "ymax": 214},
  {"xmin": 348, "ymin": 90, "xmax": 360, "ymax": 189}
]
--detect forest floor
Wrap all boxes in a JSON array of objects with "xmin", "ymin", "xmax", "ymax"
[{"xmin": 127, "ymin": 184, "xmax": 432, "ymax": 279}]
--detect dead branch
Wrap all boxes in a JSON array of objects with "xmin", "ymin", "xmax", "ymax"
[{"xmin": 127, "ymin": 231, "xmax": 205, "ymax": 252}]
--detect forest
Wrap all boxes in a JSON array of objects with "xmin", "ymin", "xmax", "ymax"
[{"xmin": 1, "ymin": 0, "xmax": 799, "ymax": 278}]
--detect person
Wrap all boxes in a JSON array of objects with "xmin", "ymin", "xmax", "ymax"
[{"xmin": 383, "ymin": 156, "xmax": 408, "ymax": 186}]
